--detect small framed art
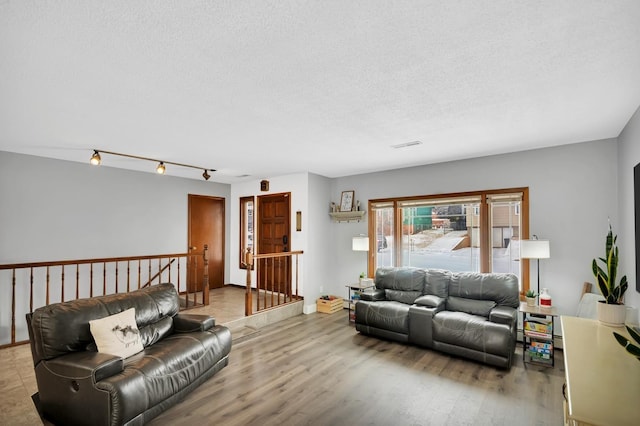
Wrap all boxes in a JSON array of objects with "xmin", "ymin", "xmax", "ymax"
[{"xmin": 340, "ymin": 190, "xmax": 355, "ymax": 212}]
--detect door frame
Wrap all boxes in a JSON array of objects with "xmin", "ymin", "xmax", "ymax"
[
  {"xmin": 187, "ymin": 194, "xmax": 225, "ymax": 293},
  {"xmin": 256, "ymin": 192, "xmax": 292, "ymax": 298}
]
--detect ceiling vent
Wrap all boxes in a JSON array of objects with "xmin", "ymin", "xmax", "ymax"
[{"xmin": 391, "ymin": 141, "xmax": 422, "ymax": 149}]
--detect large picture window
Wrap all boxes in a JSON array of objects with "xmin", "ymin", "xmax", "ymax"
[{"xmin": 368, "ymin": 188, "xmax": 530, "ymax": 294}]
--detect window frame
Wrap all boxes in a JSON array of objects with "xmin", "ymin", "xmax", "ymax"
[
  {"xmin": 368, "ymin": 187, "xmax": 530, "ymax": 296},
  {"xmin": 239, "ymin": 195, "xmax": 254, "ymax": 270}
]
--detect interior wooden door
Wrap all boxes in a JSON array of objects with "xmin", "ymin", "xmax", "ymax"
[
  {"xmin": 257, "ymin": 193, "xmax": 291, "ymax": 297},
  {"xmin": 188, "ymin": 194, "xmax": 225, "ymax": 292}
]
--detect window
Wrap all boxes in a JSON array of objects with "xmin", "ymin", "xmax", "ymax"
[
  {"xmin": 369, "ymin": 188, "xmax": 530, "ymax": 293},
  {"xmin": 372, "ymin": 201, "xmax": 394, "ymax": 268},
  {"xmin": 239, "ymin": 196, "xmax": 254, "ymax": 269}
]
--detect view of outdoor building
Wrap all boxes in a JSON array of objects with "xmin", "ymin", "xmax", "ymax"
[{"xmin": 372, "ymin": 191, "xmax": 524, "ymax": 288}]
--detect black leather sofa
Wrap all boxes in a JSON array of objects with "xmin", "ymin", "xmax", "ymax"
[
  {"xmin": 355, "ymin": 267, "xmax": 520, "ymax": 368},
  {"xmin": 26, "ymin": 283, "xmax": 232, "ymax": 426}
]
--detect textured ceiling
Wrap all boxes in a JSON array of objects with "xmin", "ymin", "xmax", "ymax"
[{"xmin": 1, "ymin": 1, "xmax": 639, "ymax": 183}]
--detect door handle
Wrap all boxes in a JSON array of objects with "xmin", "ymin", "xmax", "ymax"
[{"xmin": 189, "ymin": 246, "xmax": 197, "ymax": 250}]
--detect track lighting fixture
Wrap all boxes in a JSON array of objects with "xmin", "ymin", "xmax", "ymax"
[
  {"xmin": 90, "ymin": 150, "xmax": 101, "ymax": 165},
  {"xmin": 89, "ymin": 150, "xmax": 216, "ymax": 181}
]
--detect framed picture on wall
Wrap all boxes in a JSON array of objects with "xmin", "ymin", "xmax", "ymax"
[{"xmin": 340, "ymin": 190, "xmax": 355, "ymax": 212}]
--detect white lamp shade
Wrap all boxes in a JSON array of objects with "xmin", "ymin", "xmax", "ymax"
[
  {"xmin": 352, "ymin": 236, "xmax": 369, "ymax": 251},
  {"xmin": 520, "ymin": 239, "xmax": 550, "ymax": 259}
]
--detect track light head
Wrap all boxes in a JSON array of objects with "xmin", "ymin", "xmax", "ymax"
[
  {"xmin": 156, "ymin": 162, "xmax": 166, "ymax": 174},
  {"xmin": 202, "ymin": 169, "xmax": 211, "ymax": 180},
  {"xmin": 90, "ymin": 150, "xmax": 101, "ymax": 166}
]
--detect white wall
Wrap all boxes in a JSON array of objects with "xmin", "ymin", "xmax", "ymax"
[
  {"xmin": 329, "ymin": 139, "xmax": 619, "ymax": 317},
  {"xmin": 617, "ymin": 104, "xmax": 640, "ymax": 321},
  {"xmin": 0, "ymin": 151, "xmax": 230, "ymax": 263},
  {"xmin": 305, "ymin": 173, "xmax": 333, "ymax": 312}
]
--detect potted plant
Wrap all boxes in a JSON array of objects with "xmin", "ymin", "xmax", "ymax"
[
  {"xmin": 525, "ymin": 289, "xmax": 537, "ymax": 307},
  {"xmin": 592, "ymin": 224, "xmax": 629, "ymax": 327}
]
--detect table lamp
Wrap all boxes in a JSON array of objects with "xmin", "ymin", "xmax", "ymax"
[{"xmin": 520, "ymin": 236, "xmax": 550, "ymax": 298}]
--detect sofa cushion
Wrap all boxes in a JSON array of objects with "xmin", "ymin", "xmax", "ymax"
[
  {"xmin": 414, "ymin": 294, "xmax": 445, "ymax": 308},
  {"xmin": 139, "ymin": 316, "xmax": 174, "ymax": 347},
  {"xmin": 355, "ymin": 300, "xmax": 410, "ymax": 334},
  {"xmin": 425, "ymin": 269, "xmax": 451, "ymax": 298},
  {"xmin": 449, "ymin": 272, "xmax": 520, "ymax": 307},
  {"xmin": 385, "ymin": 289, "xmax": 422, "ymax": 304},
  {"xmin": 375, "ymin": 267, "xmax": 426, "ymax": 292},
  {"xmin": 100, "ymin": 283, "xmax": 180, "ymax": 329},
  {"xmin": 446, "ymin": 296, "xmax": 496, "ymax": 317},
  {"xmin": 433, "ymin": 310, "xmax": 513, "ymax": 356},
  {"xmin": 89, "ymin": 308, "xmax": 144, "ymax": 358},
  {"xmin": 30, "ymin": 283, "xmax": 180, "ymax": 360}
]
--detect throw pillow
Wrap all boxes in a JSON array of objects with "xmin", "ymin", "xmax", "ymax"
[{"xmin": 89, "ymin": 308, "xmax": 144, "ymax": 358}]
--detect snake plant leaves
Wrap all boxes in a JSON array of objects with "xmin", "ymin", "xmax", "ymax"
[{"xmin": 613, "ymin": 326, "xmax": 640, "ymax": 361}]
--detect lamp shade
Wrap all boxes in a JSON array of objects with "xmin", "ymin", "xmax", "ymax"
[
  {"xmin": 520, "ymin": 239, "xmax": 550, "ymax": 259},
  {"xmin": 352, "ymin": 236, "xmax": 369, "ymax": 251}
]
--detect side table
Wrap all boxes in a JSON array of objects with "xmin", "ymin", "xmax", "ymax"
[
  {"xmin": 520, "ymin": 302, "xmax": 558, "ymax": 367},
  {"xmin": 346, "ymin": 283, "xmax": 375, "ymax": 322}
]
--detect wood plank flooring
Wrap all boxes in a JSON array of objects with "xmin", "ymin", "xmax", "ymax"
[{"xmin": 150, "ymin": 312, "xmax": 565, "ymax": 426}]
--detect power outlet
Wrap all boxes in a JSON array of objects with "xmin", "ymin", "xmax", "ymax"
[{"xmin": 319, "ymin": 285, "xmax": 324, "ymax": 294}]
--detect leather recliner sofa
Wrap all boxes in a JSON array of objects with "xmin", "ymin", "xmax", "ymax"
[
  {"xmin": 355, "ymin": 267, "xmax": 520, "ymax": 368},
  {"xmin": 26, "ymin": 283, "xmax": 232, "ymax": 426}
]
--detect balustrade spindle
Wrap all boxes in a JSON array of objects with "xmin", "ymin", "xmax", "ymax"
[
  {"xmin": 11, "ymin": 269, "xmax": 16, "ymax": 346},
  {"xmin": 46, "ymin": 266, "xmax": 50, "ymax": 305},
  {"xmin": 29, "ymin": 267, "xmax": 34, "ymax": 312}
]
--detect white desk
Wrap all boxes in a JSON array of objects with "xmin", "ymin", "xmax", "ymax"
[{"xmin": 561, "ymin": 316, "xmax": 640, "ymax": 426}]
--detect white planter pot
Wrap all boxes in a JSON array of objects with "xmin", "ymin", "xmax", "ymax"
[
  {"xmin": 525, "ymin": 297, "xmax": 536, "ymax": 307},
  {"xmin": 596, "ymin": 301, "xmax": 627, "ymax": 327}
]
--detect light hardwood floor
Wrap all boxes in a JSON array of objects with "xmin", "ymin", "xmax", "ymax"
[
  {"xmin": 0, "ymin": 290, "xmax": 565, "ymax": 426},
  {"xmin": 150, "ymin": 312, "xmax": 565, "ymax": 426}
]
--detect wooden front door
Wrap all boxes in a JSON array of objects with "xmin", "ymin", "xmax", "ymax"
[
  {"xmin": 257, "ymin": 193, "xmax": 291, "ymax": 297},
  {"xmin": 188, "ymin": 194, "xmax": 225, "ymax": 292}
]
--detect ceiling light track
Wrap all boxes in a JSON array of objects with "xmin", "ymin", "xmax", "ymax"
[{"xmin": 90, "ymin": 149, "xmax": 216, "ymax": 181}]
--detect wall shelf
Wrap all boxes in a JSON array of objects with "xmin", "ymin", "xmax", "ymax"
[{"xmin": 329, "ymin": 211, "xmax": 366, "ymax": 223}]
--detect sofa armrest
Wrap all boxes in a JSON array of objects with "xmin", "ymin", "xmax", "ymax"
[
  {"xmin": 43, "ymin": 351, "xmax": 123, "ymax": 382},
  {"xmin": 173, "ymin": 313, "xmax": 216, "ymax": 332},
  {"xmin": 408, "ymin": 305, "xmax": 440, "ymax": 347},
  {"xmin": 489, "ymin": 306, "xmax": 517, "ymax": 326},
  {"xmin": 414, "ymin": 295, "xmax": 445, "ymax": 310},
  {"xmin": 360, "ymin": 288, "xmax": 385, "ymax": 301}
]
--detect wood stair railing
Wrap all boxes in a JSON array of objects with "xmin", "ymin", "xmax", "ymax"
[
  {"xmin": 142, "ymin": 258, "xmax": 176, "ymax": 288},
  {"xmin": 0, "ymin": 246, "xmax": 209, "ymax": 349},
  {"xmin": 244, "ymin": 249, "xmax": 303, "ymax": 316}
]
